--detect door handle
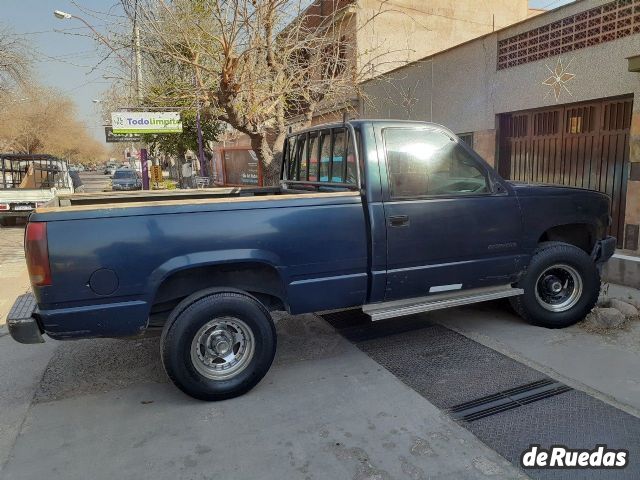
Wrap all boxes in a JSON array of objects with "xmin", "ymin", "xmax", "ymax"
[{"xmin": 389, "ymin": 215, "xmax": 410, "ymax": 227}]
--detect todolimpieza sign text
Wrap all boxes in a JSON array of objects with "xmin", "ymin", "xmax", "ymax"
[{"xmin": 111, "ymin": 112, "xmax": 183, "ymax": 134}]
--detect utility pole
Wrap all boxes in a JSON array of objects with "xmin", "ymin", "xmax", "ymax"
[
  {"xmin": 133, "ymin": 6, "xmax": 149, "ymax": 190},
  {"xmin": 134, "ymin": 23, "xmax": 143, "ymax": 106}
]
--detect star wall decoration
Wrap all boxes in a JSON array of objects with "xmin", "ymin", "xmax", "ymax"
[{"xmin": 542, "ymin": 58, "xmax": 575, "ymax": 102}]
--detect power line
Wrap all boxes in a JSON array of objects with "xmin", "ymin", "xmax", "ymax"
[
  {"xmin": 377, "ymin": 0, "xmax": 496, "ymax": 28},
  {"xmin": 61, "ymin": 78, "xmax": 111, "ymax": 94},
  {"xmin": 19, "ymin": 25, "xmax": 110, "ymax": 36}
]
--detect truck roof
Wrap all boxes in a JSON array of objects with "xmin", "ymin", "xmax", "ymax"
[{"xmin": 288, "ymin": 119, "xmax": 450, "ymax": 137}]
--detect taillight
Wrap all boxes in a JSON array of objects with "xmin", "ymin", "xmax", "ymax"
[
  {"xmin": 25, "ymin": 222, "xmax": 52, "ymax": 286},
  {"xmin": 0, "ymin": 203, "xmax": 8, "ymax": 211}
]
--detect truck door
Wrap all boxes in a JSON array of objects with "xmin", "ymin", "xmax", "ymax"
[{"xmin": 378, "ymin": 125, "xmax": 524, "ymax": 301}]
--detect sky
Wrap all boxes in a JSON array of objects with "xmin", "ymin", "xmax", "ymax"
[
  {"xmin": 2, "ymin": 0, "xmax": 576, "ymax": 145},
  {"xmin": 3, "ymin": 0, "xmax": 127, "ymax": 145}
]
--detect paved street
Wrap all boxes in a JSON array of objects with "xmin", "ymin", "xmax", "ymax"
[{"xmin": 80, "ymin": 170, "xmax": 112, "ymax": 193}]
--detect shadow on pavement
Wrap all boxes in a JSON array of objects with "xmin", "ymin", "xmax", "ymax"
[{"xmin": 33, "ymin": 312, "xmax": 350, "ymax": 403}]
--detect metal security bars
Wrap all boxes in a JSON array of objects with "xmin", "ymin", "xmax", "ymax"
[
  {"xmin": 0, "ymin": 155, "xmax": 70, "ymax": 190},
  {"xmin": 282, "ymin": 123, "xmax": 360, "ymax": 191},
  {"xmin": 498, "ymin": 0, "xmax": 640, "ymax": 70}
]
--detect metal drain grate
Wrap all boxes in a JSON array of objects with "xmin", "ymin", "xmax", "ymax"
[{"xmin": 449, "ymin": 379, "xmax": 573, "ymax": 422}]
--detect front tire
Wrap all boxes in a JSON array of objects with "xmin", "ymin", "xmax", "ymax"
[
  {"xmin": 510, "ymin": 242, "xmax": 600, "ymax": 328},
  {"xmin": 161, "ymin": 290, "xmax": 277, "ymax": 401}
]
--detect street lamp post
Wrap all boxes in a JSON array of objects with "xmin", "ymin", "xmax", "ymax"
[{"xmin": 53, "ymin": 10, "xmax": 130, "ymax": 67}]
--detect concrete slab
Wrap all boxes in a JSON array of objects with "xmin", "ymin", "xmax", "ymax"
[
  {"xmin": 2, "ymin": 314, "xmax": 527, "ymax": 480},
  {"xmin": 603, "ymin": 253, "xmax": 640, "ymax": 289},
  {"xmin": 429, "ymin": 300, "xmax": 640, "ymax": 415}
]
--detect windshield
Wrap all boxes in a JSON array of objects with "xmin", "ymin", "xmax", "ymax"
[{"xmin": 113, "ymin": 170, "xmax": 136, "ymax": 179}]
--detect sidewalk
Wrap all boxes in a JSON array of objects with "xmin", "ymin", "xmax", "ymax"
[{"xmin": 0, "ymin": 226, "xmax": 30, "ymax": 327}]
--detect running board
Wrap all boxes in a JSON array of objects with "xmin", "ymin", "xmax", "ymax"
[{"xmin": 363, "ymin": 285, "xmax": 524, "ymax": 321}]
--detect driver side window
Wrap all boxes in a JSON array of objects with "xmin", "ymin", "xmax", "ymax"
[{"xmin": 384, "ymin": 128, "xmax": 489, "ymax": 199}]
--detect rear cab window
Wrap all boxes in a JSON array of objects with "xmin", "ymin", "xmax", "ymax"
[{"xmin": 283, "ymin": 125, "xmax": 359, "ymax": 191}]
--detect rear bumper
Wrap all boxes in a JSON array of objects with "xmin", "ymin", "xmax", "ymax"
[
  {"xmin": 592, "ymin": 236, "xmax": 616, "ymax": 264},
  {"xmin": 38, "ymin": 299, "xmax": 150, "ymax": 339},
  {"xmin": 6, "ymin": 293, "xmax": 150, "ymax": 342},
  {"xmin": 7, "ymin": 293, "xmax": 44, "ymax": 344}
]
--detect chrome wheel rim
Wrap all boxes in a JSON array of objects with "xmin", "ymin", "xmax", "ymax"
[
  {"xmin": 190, "ymin": 317, "xmax": 255, "ymax": 380},
  {"xmin": 534, "ymin": 264, "xmax": 583, "ymax": 312}
]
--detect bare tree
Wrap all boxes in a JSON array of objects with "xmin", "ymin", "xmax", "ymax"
[
  {"xmin": 0, "ymin": 25, "xmax": 31, "ymax": 91},
  {"xmin": 0, "ymin": 85, "xmax": 106, "ymax": 163},
  {"xmin": 110, "ymin": 0, "xmax": 397, "ymax": 184}
]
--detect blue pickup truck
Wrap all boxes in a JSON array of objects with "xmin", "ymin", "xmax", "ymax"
[{"xmin": 8, "ymin": 120, "xmax": 615, "ymax": 400}]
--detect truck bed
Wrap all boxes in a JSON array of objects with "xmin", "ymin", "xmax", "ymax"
[
  {"xmin": 51, "ymin": 186, "xmax": 283, "ymax": 207},
  {"xmin": 32, "ymin": 186, "xmax": 360, "ymax": 223}
]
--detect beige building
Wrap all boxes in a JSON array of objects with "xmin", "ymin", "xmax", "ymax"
[{"xmin": 357, "ymin": 0, "xmax": 535, "ymax": 79}]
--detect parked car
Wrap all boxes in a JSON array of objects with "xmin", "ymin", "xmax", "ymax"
[
  {"xmin": 68, "ymin": 170, "xmax": 85, "ymax": 193},
  {"xmin": 0, "ymin": 154, "xmax": 74, "ymax": 226},
  {"xmin": 111, "ymin": 168, "xmax": 142, "ymax": 191},
  {"xmin": 6, "ymin": 120, "xmax": 615, "ymax": 400}
]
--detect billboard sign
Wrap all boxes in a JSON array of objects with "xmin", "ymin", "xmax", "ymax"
[
  {"xmin": 111, "ymin": 111, "xmax": 182, "ymax": 134},
  {"xmin": 104, "ymin": 126, "xmax": 142, "ymax": 143}
]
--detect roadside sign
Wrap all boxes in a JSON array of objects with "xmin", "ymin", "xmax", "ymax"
[
  {"xmin": 104, "ymin": 126, "xmax": 142, "ymax": 143},
  {"xmin": 111, "ymin": 111, "xmax": 183, "ymax": 134},
  {"xmin": 150, "ymin": 165, "xmax": 163, "ymax": 184}
]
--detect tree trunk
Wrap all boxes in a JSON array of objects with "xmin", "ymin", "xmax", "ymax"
[{"xmin": 250, "ymin": 132, "xmax": 283, "ymax": 187}]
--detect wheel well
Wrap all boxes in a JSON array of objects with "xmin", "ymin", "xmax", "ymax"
[
  {"xmin": 538, "ymin": 223, "xmax": 595, "ymax": 253},
  {"xmin": 150, "ymin": 262, "xmax": 286, "ymax": 322}
]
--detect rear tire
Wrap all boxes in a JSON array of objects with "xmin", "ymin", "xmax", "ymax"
[
  {"xmin": 510, "ymin": 242, "xmax": 600, "ymax": 328},
  {"xmin": 161, "ymin": 289, "xmax": 277, "ymax": 401},
  {"xmin": 0, "ymin": 217, "xmax": 17, "ymax": 227}
]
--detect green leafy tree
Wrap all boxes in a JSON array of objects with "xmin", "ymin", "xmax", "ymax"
[
  {"xmin": 139, "ymin": 79, "xmax": 223, "ymax": 170},
  {"xmin": 141, "ymin": 108, "xmax": 221, "ymax": 164}
]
